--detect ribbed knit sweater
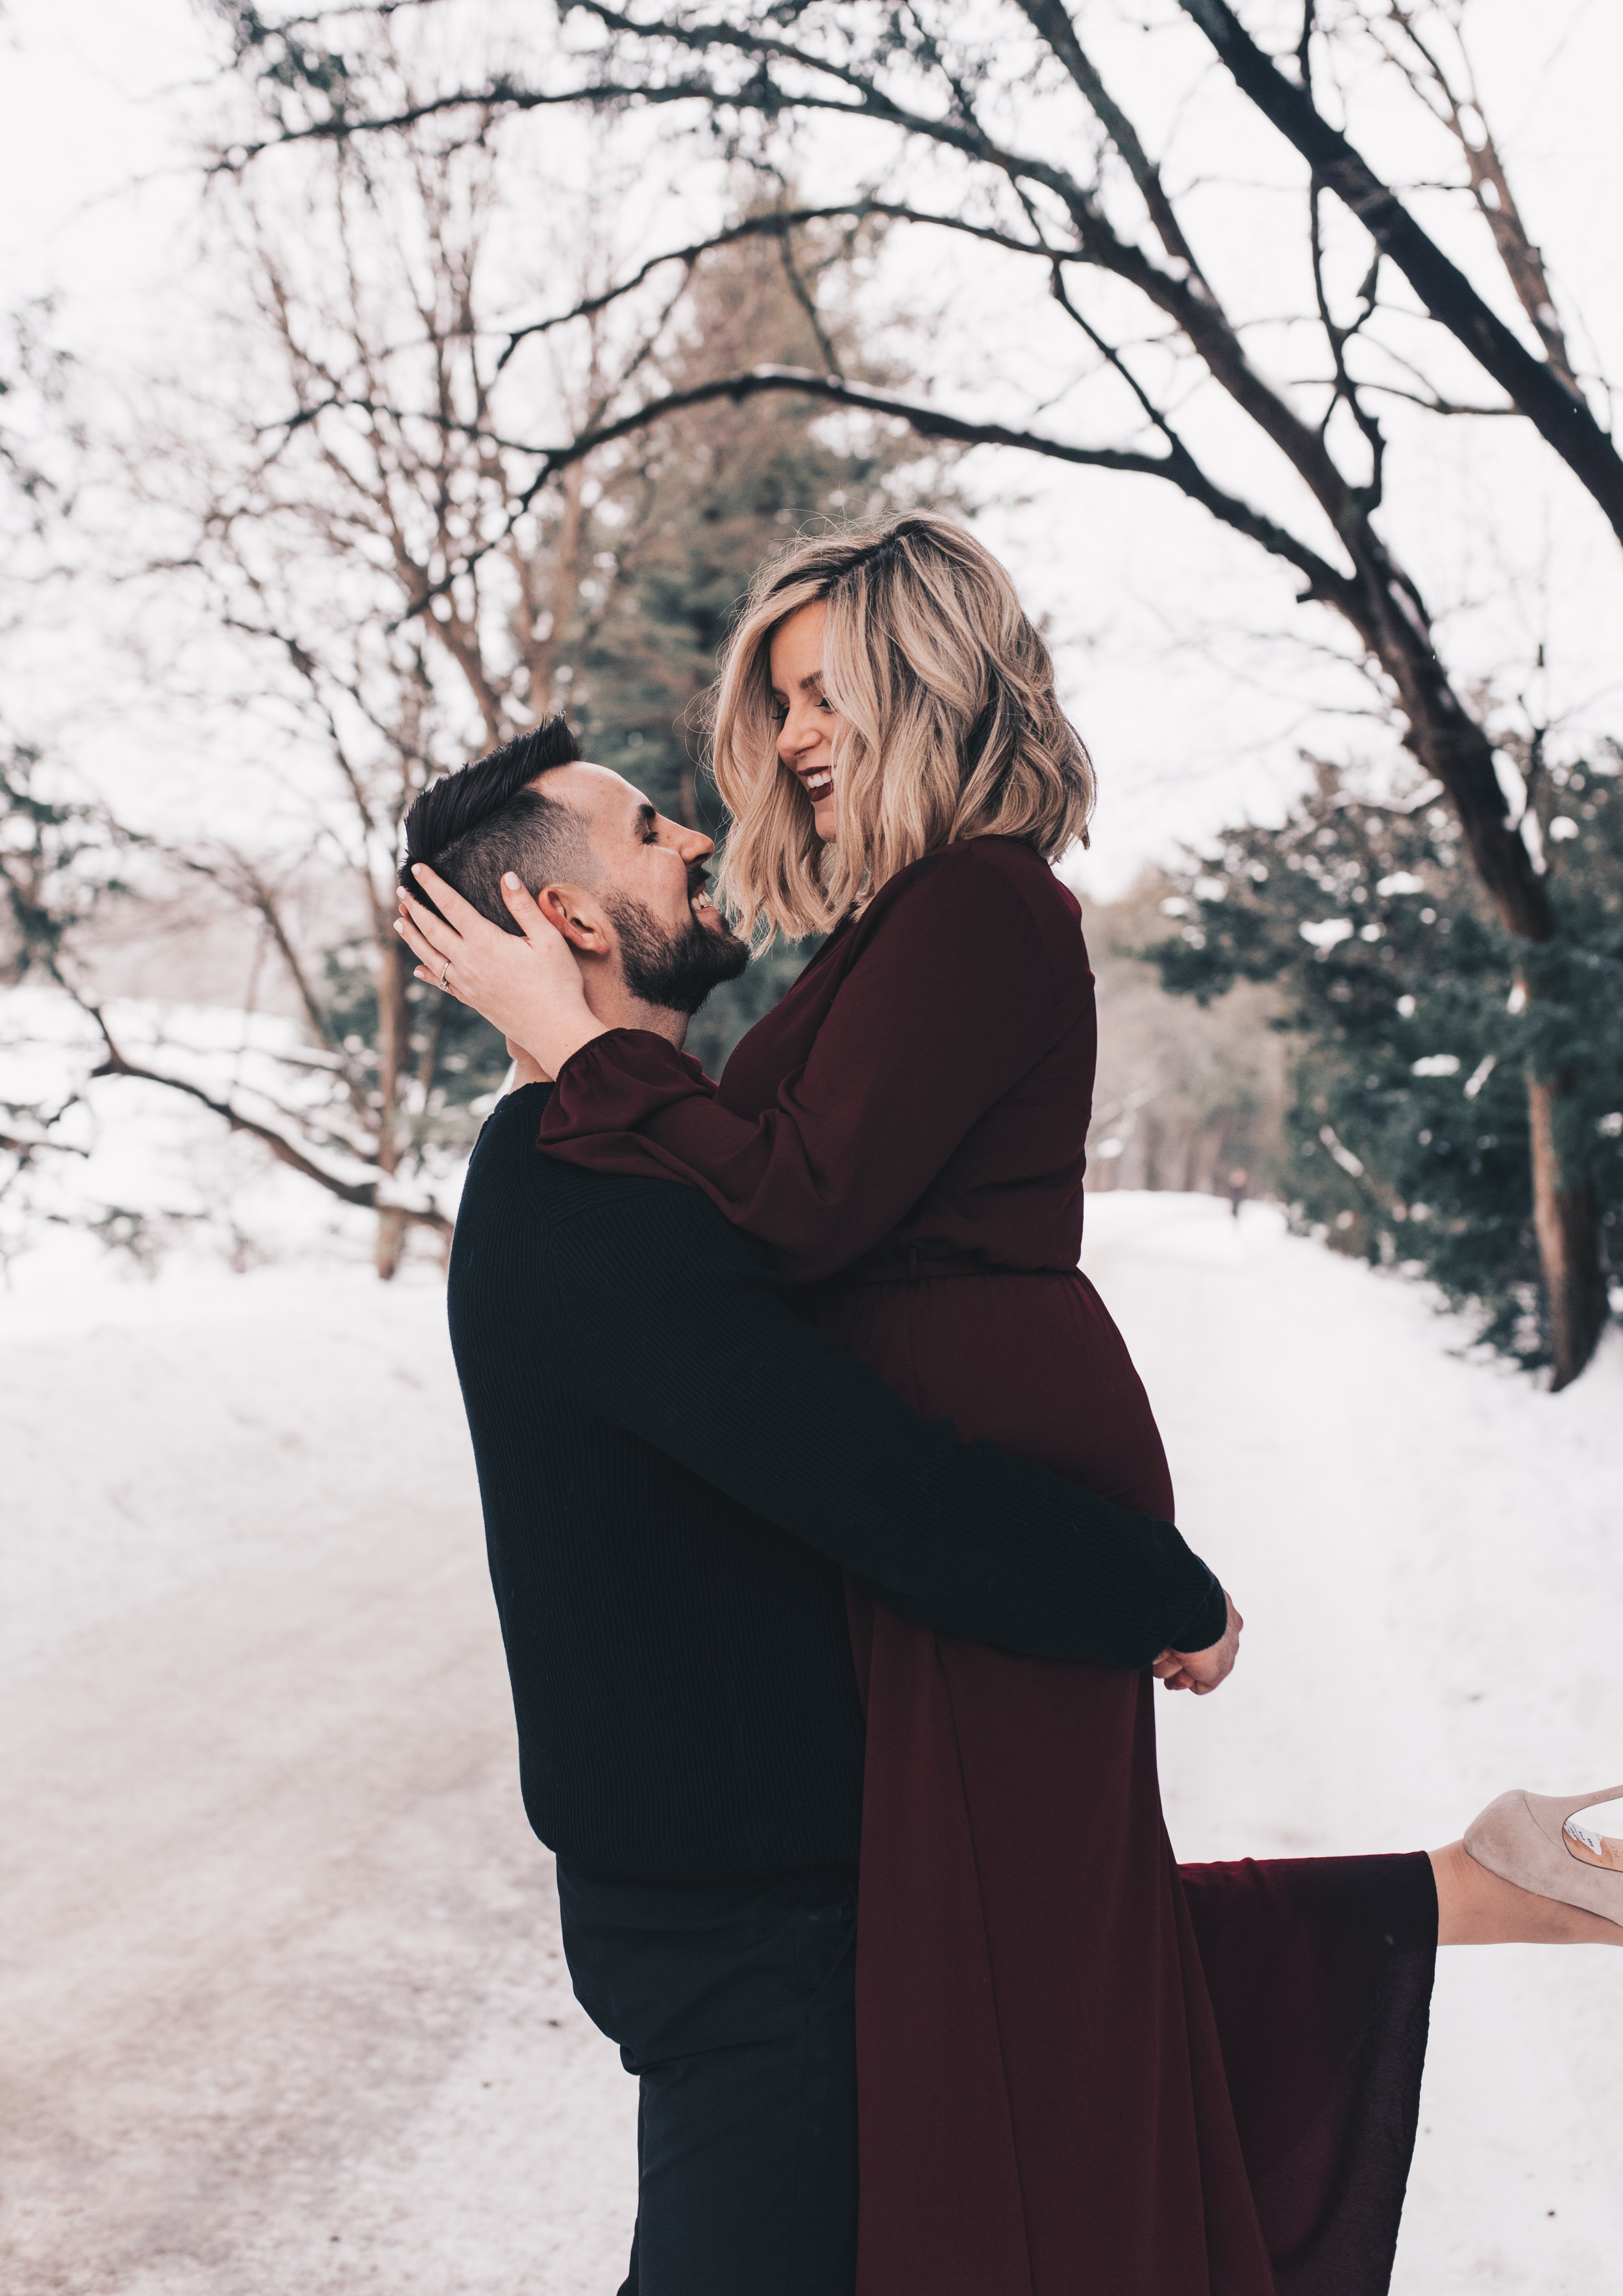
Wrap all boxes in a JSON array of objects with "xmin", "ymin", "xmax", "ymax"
[{"xmin": 447, "ymin": 1084, "xmax": 1226, "ymax": 1882}]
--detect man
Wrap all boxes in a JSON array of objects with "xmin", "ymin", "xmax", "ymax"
[{"xmin": 397, "ymin": 718, "xmax": 1237, "ymax": 2296}]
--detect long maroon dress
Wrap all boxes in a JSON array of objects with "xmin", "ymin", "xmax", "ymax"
[{"xmin": 536, "ymin": 835, "xmax": 1435, "ymax": 2295}]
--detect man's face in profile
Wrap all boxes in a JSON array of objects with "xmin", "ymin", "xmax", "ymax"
[{"xmin": 546, "ymin": 762, "xmax": 749, "ymax": 1013}]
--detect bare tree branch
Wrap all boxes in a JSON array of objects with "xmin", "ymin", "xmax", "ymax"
[
  {"xmin": 1176, "ymin": 0, "xmax": 1623, "ymax": 542},
  {"xmin": 1370, "ymin": 2, "xmax": 1580, "ymax": 393},
  {"xmin": 84, "ymin": 1004, "xmax": 451, "ymax": 1234},
  {"xmin": 277, "ymin": 364, "xmax": 1360, "ymax": 625},
  {"xmin": 491, "ymin": 201, "xmax": 1052, "ymax": 369},
  {"xmin": 1013, "ymin": 0, "xmax": 1211, "ymax": 290},
  {"xmin": 773, "ymin": 228, "xmax": 844, "ymax": 384}
]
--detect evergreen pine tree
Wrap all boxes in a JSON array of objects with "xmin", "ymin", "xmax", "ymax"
[{"xmin": 1149, "ymin": 757, "xmax": 1623, "ymax": 1364}]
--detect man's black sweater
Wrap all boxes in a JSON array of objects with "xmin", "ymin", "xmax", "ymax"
[{"xmin": 448, "ymin": 1084, "xmax": 1226, "ymax": 1883}]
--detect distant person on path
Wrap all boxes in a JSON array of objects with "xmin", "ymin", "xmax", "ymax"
[
  {"xmin": 1227, "ymin": 1166, "xmax": 1250, "ymax": 1219},
  {"xmin": 401, "ymin": 518, "xmax": 1623, "ymax": 2296},
  {"xmin": 401, "ymin": 714, "xmax": 1238, "ymax": 2296}
]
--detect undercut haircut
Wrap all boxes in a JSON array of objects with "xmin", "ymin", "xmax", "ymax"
[{"xmin": 400, "ymin": 716, "xmax": 587, "ymax": 934}]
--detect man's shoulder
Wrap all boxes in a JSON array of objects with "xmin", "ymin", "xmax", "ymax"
[
  {"xmin": 469, "ymin": 1086, "xmax": 770, "ymax": 1273},
  {"xmin": 467, "ymin": 1086, "xmax": 686, "ymax": 1217}
]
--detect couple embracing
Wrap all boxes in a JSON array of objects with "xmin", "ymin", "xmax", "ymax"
[{"xmin": 396, "ymin": 515, "xmax": 1621, "ymax": 2296}]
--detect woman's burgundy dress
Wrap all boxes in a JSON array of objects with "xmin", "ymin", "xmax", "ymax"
[{"xmin": 538, "ymin": 836, "xmax": 1436, "ymax": 2296}]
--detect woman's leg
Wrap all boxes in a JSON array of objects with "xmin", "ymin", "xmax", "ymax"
[{"xmin": 1431, "ymin": 1840, "xmax": 1623, "ymax": 1946}]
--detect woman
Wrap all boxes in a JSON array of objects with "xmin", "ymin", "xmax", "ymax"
[{"xmin": 399, "ymin": 515, "xmax": 1622, "ymax": 2293}]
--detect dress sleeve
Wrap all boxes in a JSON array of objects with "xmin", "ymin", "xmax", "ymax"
[{"xmin": 537, "ymin": 847, "xmax": 1080, "ymax": 1284}]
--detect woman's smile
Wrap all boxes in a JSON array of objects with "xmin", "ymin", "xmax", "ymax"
[{"xmin": 767, "ymin": 599, "xmax": 842, "ymax": 838}]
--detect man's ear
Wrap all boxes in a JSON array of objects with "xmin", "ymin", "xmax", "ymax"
[{"xmin": 536, "ymin": 880, "xmax": 612, "ymax": 955}]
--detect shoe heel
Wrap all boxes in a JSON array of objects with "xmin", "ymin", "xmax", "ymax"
[
  {"xmin": 1464, "ymin": 1782, "xmax": 1623, "ymax": 1928},
  {"xmin": 1522, "ymin": 1781, "xmax": 1623, "ymax": 1841}
]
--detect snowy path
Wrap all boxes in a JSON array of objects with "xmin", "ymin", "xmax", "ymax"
[
  {"xmin": 1, "ymin": 1270, "xmax": 638, "ymax": 2296},
  {"xmin": 3, "ymin": 1201, "xmax": 1620, "ymax": 2293}
]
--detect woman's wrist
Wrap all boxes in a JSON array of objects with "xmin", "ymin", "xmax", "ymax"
[
  {"xmin": 545, "ymin": 1014, "xmax": 611, "ymax": 1075},
  {"xmin": 501, "ymin": 983, "xmax": 604, "ymax": 1078}
]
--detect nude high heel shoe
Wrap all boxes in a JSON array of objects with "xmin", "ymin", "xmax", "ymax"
[{"xmin": 1464, "ymin": 1783, "xmax": 1623, "ymax": 1927}]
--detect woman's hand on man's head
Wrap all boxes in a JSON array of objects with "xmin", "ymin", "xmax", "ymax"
[{"xmin": 395, "ymin": 864, "xmax": 606, "ymax": 1074}]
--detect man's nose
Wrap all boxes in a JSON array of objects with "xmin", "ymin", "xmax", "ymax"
[{"xmin": 674, "ymin": 825, "xmax": 715, "ymax": 862}]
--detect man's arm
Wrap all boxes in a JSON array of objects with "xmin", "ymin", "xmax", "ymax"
[{"xmin": 548, "ymin": 1178, "xmax": 1229, "ymax": 1669}]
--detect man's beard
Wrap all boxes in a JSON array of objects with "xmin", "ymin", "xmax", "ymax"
[{"xmin": 606, "ymin": 889, "xmax": 749, "ymax": 1016}]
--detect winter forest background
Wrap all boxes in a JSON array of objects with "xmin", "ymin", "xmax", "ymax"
[
  {"xmin": 5, "ymin": 0, "xmax": 1620, "ymax": 1372},
  {"xmin": 4, "ymin": 5, "xmax": 1622, "ymax": 2293}
]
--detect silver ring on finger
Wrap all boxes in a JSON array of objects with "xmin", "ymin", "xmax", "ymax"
[{"xmin": 438, "ymin": 959, "xmax": 451, "ymax": 990}]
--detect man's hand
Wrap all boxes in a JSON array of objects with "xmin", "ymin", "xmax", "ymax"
[{"xmin": 1150, "ymin": 1591, "xmax": 1243, "ymax": 1696}]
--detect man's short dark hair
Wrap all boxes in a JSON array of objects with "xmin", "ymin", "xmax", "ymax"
[{"xmin": 401, "ymin": 716, "xmax": 587, "ymax": 934}]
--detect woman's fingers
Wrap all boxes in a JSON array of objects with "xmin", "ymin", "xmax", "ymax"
[
  {"xmin": 495, "ymin": 873, "xmax": 582, "ymax": 973},
  {"xmin": 395, "ymin": 908, "xmax": 446, "ymax": 972},
  {"xmin": 499, "ymin": 871, "xmax": 547, "ymax": 931},
  {"xmin": 391, "ymin": 865, "xmax": 598, "ymax": 1063},
  {"xmin": 410, "ymin": 962, "xmax": 470, "ymax": 1003},
  {"xmin": 396, "ymin": 882, "xmax": 458, "ymax": 950},
  {"xmin": 497, "ymin": 873, "xmax": 581, "ymax": 973},
  {"xmin": 409, "ymin": 862, "xmax": 486, "ymax": 936},
  {"xmin": 399, "ymin": 865, "xmax": 523, "ymax": 975},
  {"xmin": 400, "ymin": 864, "xmax": 562, "ymax": 966},
  {"xmin": 391, "ymin": 864, "xmax": 603, "ymax": 1067}
]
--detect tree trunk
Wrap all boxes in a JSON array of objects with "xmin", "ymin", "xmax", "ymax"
[
  {"xmin": 375, "ymin": 1204, "xmax": 408, "ymax": 1282},
  {"xmin": 525, "ymin": 459, "xmax": 588, "ymax": 715},
  {"xmin": 1526, "ymin": 1071, "xmax": 1610, "ymax": 1390},
  {"xmin": 1348, "ymin": 551, "xmax": 1609, "ymax": 1382},
  {"xmin": 374, "ymin": 925, "xmax": 410, "ymax": 1282}
]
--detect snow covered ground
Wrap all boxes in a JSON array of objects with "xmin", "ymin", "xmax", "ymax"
[{"xmin": 3, "ymin": 1188, "xmax": 1620, "ymax": 2293}]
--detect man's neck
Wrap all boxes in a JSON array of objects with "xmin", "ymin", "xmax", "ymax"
[
  {"xmin": 585, "ymin": 977, "xmax": 689, "ymax": 1054},
  {"xmin": 506, "ymin": 973, "xmax": 687, "ymax": 1095}
]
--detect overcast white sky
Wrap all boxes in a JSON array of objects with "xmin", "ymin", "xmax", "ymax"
[{"xmin": 3, "ymin": 0, "xmax": 1620, "ymax": 896}]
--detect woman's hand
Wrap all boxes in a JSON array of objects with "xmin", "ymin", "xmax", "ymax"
[
  {"xmin": 395, "ymin": 865, "xmax": 606, "ymax": 1073},
  {"xmin": 1151, "ymin": 1591, "xmax": 1243, "ymax": 1697}
]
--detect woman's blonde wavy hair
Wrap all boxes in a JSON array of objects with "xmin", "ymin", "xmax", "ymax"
[{"xmin": 708, "ymin": 511, "xmax": 1095, "ymax": 945}]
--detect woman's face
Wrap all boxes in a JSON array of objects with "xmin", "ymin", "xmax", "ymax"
[{"xmin": 769, "ymin": 601, "xmax": 843, "ymax": 844}]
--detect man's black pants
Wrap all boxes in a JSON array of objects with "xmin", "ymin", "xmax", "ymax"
[{"xmin": 554, "ymin": 1859, "xmax": 859, "ymax": 2296}]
